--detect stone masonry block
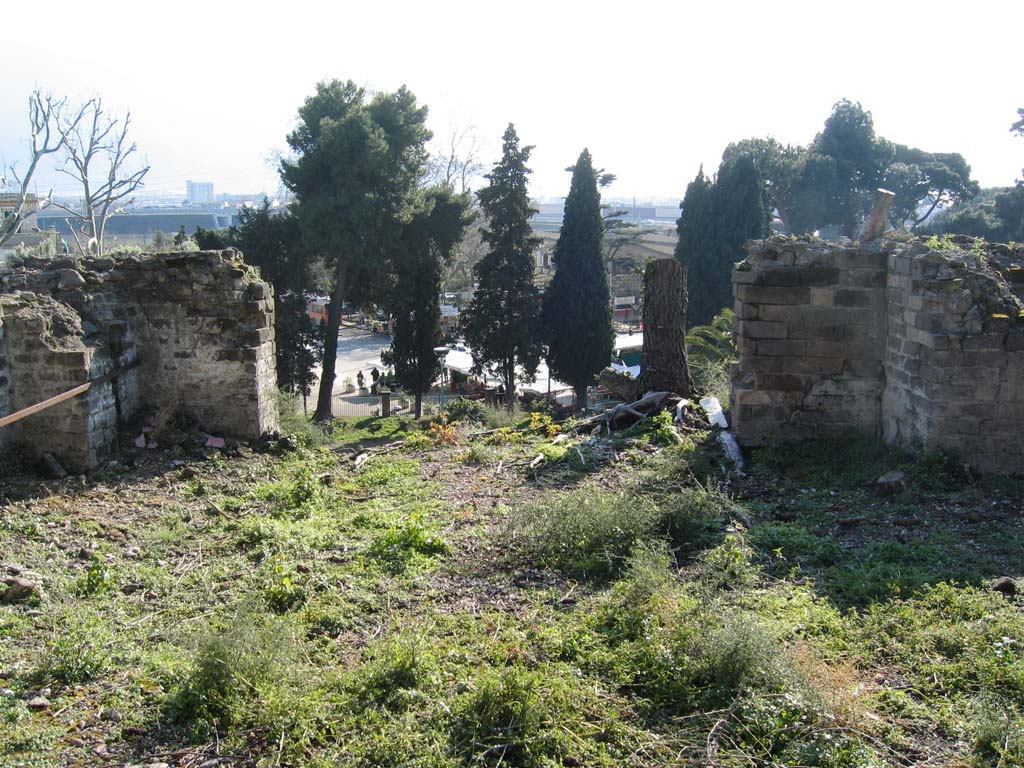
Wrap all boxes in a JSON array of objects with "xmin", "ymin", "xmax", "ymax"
[
  {"xmin": 810, "ymin": 287, "xmax": 834, "ymax": 307},
  {"xmin": 755, "ymin": 339, "xmax": 807, "ymax": 357},
  {"xmin": 736, "ymin": 320, "xmax": 788, "ymax": 339},
  {"xmin": 739, "ymin": 355, "xmax": 844, "ymax": 376},
  {"xmin": 735, "ymin": 285, "xmax": 810, "ymax": 305},
  {"xmin": 834, "ymin": 251, "xmax": 888, "ymax": 270},
  {"xmin": 834, "ymin": 289, "xmax": 884, "ymax": 308}
]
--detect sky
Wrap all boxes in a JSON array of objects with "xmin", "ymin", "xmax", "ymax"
[{"xmin": 1, "ymin": 0, "xmax": 1021, "ymax": 204}]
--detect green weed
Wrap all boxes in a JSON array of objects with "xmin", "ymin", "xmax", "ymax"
[
  {"xmin": 512, "ymin": 489, "xmax": 660, "ymax": 579},
  {"xmin": 44, "ymin": 610, "xmax": 112, "ymax": 684}
]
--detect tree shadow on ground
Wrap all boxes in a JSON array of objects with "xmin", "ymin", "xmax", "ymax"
[{"xmin": 737, "ymin": 435, "xmax": 1024, "ymax": 611}]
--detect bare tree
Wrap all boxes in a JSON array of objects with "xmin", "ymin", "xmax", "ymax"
[
  {"xmin": 0, "ymin": 90, "xmax": 87, "ymax": 248},
  {"xmin": 425, "ymin": 122, "xmax": 484, "ymax": 194},
  {"xmin": 48, "ymin": 98, "xmax": 149, "ymax": 255}
]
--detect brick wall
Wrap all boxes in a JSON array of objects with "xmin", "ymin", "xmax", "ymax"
[{"xmin": 733, "ymin": 236, "xmax": 1024, "ymax": 474}]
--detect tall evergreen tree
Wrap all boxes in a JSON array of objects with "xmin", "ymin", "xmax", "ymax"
[
  {"xmin": 385, "ymin": 187, "xmax": 473, "ymax": 418},
  {"xmin": 542, "ymin": 149, "xmax": 613, "ymax": 411},
  {"xmin": 463, "ymin": 124, "xmax": 543, "ymax": 410},
  {"xmin": 676, "ymin": 158, "xmax": 769, "ymax": 327},
  {"xmin": 281, "ymin": 80, "xmax": 431, "ymax": 420}
]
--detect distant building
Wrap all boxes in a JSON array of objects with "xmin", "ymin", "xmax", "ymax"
[
  {"xmin": 186, "ymin": 181, "xmax": 215, "ymax": 205},
  {"xmin": 0, "ymin": 193, "xmax": 40, "ymax": 232},
  {"xmin": 0, "ymin": 194, "xmax": 57, "ymax": 264}
]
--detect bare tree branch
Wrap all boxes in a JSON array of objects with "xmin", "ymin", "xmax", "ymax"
[
  {"xmin": 0, "ymin": 90, "xmax": 87, "ymax": 248},
  {"xmin": 424, "ymin": 122, "xmax": 484, "ymax": 194},
  {"xmin": 56, "ymin": 97, "xmax": 149, "ymax": 256}
]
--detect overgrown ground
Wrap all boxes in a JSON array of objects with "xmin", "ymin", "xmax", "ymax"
[{"xmin": 3, "ymin": 403, "xmax": 1024, "ymax": 767}]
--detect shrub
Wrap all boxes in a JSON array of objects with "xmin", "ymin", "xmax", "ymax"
[
  {"xmin": 442, "ymin": 398, "xmax": 488, "ymax": 425},
  {"xmin": 368, "ymin": 516, "xmax": 448, "ymax": 574},
  {"xmin": 402, "ymin": 431, "xmax": 433, "ymax": 451},
  {"xmin": 352, "ymin": 635, "xmax": 439, "ymax": 711},
  {"xmin": 261, "ymin": 554, "xmax": 306, "ymax": 612},
  {"xmin": 971, "ymin": 694, "xmax": 1024, "ymax": 765},
  {"xmin": 656, "ymin": 483, "xmax": 728, "ymax": 551},
  {"xmin": 459, "ymin": 444, "xmax": 493, "ymax": 465},
  {"xmin": 72, "ymin": 554, "xmax": 115, "ymax": 597},
  {"xmin": 276, "ymin": 388, "xmax": 332, "ymax": 447},
  {"xmin": 512, "ymin": 490, "xmax": 659, "ymax": 579},
  {"xmin": 169, "ymin": 609, "xmax": 302, "ymax": 730},
  {"xmin": 450, "ymin": 666, "xmax": 552, "ymax": 765},
  {"xmin": 698, "ymin": 530, "xmax": 758, "ymax": 589}
]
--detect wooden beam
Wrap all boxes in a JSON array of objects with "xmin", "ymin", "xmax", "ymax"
[{"xmin": 0, "ymin": 360, "xmax": 140, "ymax": 430}]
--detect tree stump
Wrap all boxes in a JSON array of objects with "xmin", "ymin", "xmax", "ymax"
[{"xmin": 641, "ymin": 259, "xmax": 692, "ymax": 396}]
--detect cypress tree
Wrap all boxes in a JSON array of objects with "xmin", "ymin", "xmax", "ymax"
[
  {"xmin": 386, "ymin": 187, "xmax": 472, "ymax": 418},
  {"xmin": 542, "ymin": 149, "xmax": 613, "ymax": 411},
  {"xmin": 463, "ymin": 124, "xmax": 543, "ymax": 410},
  {"xmin": 675, "ymin": 158, "xmax": 769, "ymax": 327}
]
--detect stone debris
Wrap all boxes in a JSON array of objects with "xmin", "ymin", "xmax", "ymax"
[
  {"xmin": 875, "ymin": 470, "xmax": 907, "ymax": 496},
  {"xmin": 26, "ymin": 695, "xmax": 50, "ymax": 710},
  {"xmin": 992, "ymin": 576, "xmax": 1017, "ymax": 597},
  {"xmin": 41, "ymin": 452, "xmax": 67, "ymax": 479},
  {"xmin": 100, "ymin": 707, "xmax": 123, "ymax": 722},
  {"xmin": 2, "ymin": 576, "xmax": 38, "ymax": 603}
]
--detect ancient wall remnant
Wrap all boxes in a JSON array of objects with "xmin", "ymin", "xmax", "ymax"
[
  {"xmin": 0, "ymin": 250, "xmax": 278, "ymax": 470},
  {"xmin": 732, "ymin": 236, "xmax": 1024, "ymax": 474}
]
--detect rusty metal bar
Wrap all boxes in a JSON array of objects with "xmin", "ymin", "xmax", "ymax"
[{"xmin": 0, "ymin": 359, "xmax": 140, "ymax": 430}]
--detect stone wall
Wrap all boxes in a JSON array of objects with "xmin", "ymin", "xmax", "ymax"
[
  {"xmin": 0, "ymin": 250, "xmax": 278, "ymax": 471},
  {"xmin": 732, "ymin": 236, "xmax": 1024, "ymax": 474}
]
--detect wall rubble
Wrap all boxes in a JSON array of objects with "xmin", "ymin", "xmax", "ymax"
[
  {"xmin": 732, "ymin": 236, "xmax": 1024, "ymax": 474},
  {"xmin": 0, "ymin": 250, "xmax": 278, "ymax": 470}
]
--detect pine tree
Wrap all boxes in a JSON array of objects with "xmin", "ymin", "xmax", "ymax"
[
  {"xmin": 542, "ymin": 149, "xmax": 613, "ymax": 411},
  {"xmin": 281, "ymin": 81, "xmax": 431, "ymax": 421},
  {"xmin": 462, "ymin": 124, "xmax": 543, "ymax": 410}
]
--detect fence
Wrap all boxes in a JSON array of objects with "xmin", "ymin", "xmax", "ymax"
[
  {"xmin": 304, "ymin": 387, "xmax": 617, "ymax": 421},
  {"xmin": 312, "ymin": 389, "xmax": 478, "ymax": 420}
]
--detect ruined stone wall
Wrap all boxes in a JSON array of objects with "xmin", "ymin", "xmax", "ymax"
[
  {"xmin": 731, "ymin": 240, "xmax": 887, "ymax": 445},
  {"xmin": 0, "ymin": 301, "xmax": 14, "ymax": 451},
  {"xmin": 732, "ymin": 236, "xmax": 1024, "ymax": 474},
  {"xmin": 0, "ymin": 250, "xmax": 278, "ymax": 471},
  {"xmin": 882, "ymin": 246, "xmax": 1024, "ymax": 473}
]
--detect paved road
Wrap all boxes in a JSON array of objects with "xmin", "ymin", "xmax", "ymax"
[{"xmin": 304, "ymin": 326, "xmax": 393, "ymax": 415}]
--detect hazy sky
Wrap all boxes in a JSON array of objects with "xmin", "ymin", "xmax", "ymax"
[{"xmin": 2, "ymin": 0, "xmax": 1021, "ymax": 203}]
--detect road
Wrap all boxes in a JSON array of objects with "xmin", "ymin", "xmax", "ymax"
[{"xmin": 303, "ymin": 326, "xmax": 393, "ymax": 416}]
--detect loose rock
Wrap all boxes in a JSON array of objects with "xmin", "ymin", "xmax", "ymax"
[
  {"xmin": 27, "ymin": 695, "xmax": 50, "ymax": 710},
  {"xmin": 875, "ymin": 470, "xmax": 906, "ymax": 496},
  {"xmin": 2, "ymin": 577, "xmax": 38, "ymax": 603},
  {"xmin": 992, "ymin": 576, "xmax": 1017, "ymax": 597}
]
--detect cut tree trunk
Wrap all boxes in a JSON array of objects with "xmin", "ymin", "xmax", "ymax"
[
  {"xmin": 598, "ymin": 367, "xmax": 641, "ymax": 403},
  {"xmin": 641, "ymin": 259, "xmax": 692, "ymax": 397}
]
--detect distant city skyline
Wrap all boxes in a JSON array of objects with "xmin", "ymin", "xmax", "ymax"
[{"xmin": 2, "ymin": 1, "xmax": 1021, "ymax": 206}]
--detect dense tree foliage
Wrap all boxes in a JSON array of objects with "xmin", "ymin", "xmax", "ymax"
[
  {"xmin": 463, "ymin": 125, "xmax": 544, "ymax": 410},
  {"xmin": 675, "ymin": 158, "xmax": 770, "ymax": 327},
  {"xmin": 384, "ymin": 187, "xmax": 473, "ymax": 417},
  {"xmin": 724, "ymin": 100, "xmax": 979, "ymax": 237},
  {"xmin": 541, "ymin": 149, "xmax": 613, "ymax": 411},
  {"xmin": 280, "ymin": 80, "xmax": 432, "ymax": 420},
  {"xmin": 884, "ymin": 145, "xmax": 978, "ymax": 230}
]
